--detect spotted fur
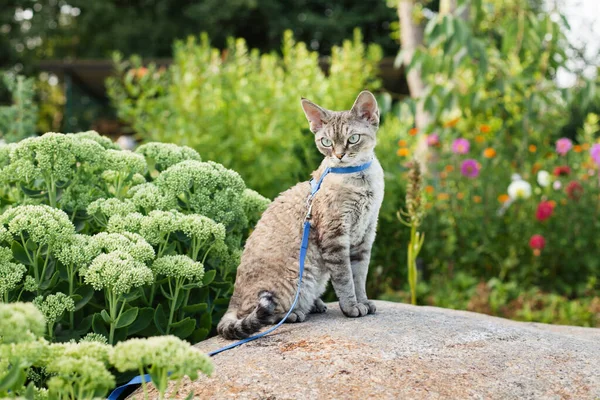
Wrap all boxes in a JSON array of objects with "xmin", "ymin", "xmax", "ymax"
[{"xmin": 217, "ymin": 91, "xmax": 384, "ymax": 340}]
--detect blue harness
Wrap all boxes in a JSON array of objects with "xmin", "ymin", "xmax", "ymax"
[{"xmin": 108, "ymin": 159, "xmax": 373, "ymax": 400}]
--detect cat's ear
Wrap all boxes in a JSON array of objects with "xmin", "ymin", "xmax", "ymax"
[
  {"xmin": 301, "ymin": 98, "xmax": 330, "ymax": 133},
  {"xmin": 351, "ymin": 90, "xmax": 379, "ymax": 126}
]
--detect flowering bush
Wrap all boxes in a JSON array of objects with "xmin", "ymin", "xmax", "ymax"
[
  {"xmin": 371, "ymin": 0, "xmax": 599, "ymax": 327},
  {"xmin": 107, "ymin": 30, "xmax": 381, "ymax": 199},
  {"xmin": 380, "ymin": 112, "xmax": 600, "ymax": 304},
  {"xmin": 0, "ymin": 132, "xmax": 269, "ymax": 350},
  {"xmin": 0, "ymin": 302, "xmax": 212, "ymax": 399}
]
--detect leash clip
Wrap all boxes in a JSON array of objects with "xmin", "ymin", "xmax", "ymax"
[
  {"xmin": 305, "ymin": 195, "xmax": 314, "ymax": 221},
  {"xmin": 305, "ymin": 202, "xmax": 313, "ymax": 221}
]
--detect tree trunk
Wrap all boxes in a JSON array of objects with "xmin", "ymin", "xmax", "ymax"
[{"xmin": 398, "ymin": 0, "xmax": 430, "ymax": 167}]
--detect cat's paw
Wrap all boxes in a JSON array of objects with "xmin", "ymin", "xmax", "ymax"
[
  {"xmin": 311, "ymin": 298, "xmax": 328, "ymax": 314},
  {"xmin": 340, "ymin": 302, "xmax": 369, "ymax": 318},
  {"xmin": 360, "ymin": 300, "xmax": 376, "ymax": 314},
  {"xmin": 285, "ymin": 310, "xmax": 306, "ymax": 323}
]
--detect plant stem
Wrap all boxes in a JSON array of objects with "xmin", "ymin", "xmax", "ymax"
[
  {"xmin": 139, "ymin": 366, "xmax": 149, "ymax": 400},
  {"xmin": 166, "ymin": 279, "xmax": 181, "ymax": 334},
  {"xmin": 108, "ymin": 292, "xmax": 125, "ymax": 345},
  {"xmin": 68, "ymin": 264, "xmax": 75, "ymax": 328}
]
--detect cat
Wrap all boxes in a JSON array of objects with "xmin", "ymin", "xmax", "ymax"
[{"xmin": 217, "ymin": 90, "xmax": 384, "ymax": 340}]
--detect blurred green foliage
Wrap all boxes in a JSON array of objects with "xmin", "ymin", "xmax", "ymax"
[
  {"xmin": 0, "ymin": 73, "xmax": 37, "ymax": 143},
  {"xmin": 107, "ymin": 30, "xmax": 382, "ymax": 198}
]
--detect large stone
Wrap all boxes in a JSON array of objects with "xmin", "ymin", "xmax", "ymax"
[{"xmin": 130, "ymin": 301, "xmax": 600, "ymax": 399}]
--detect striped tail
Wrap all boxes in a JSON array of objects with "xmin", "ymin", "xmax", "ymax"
[{"xmin": 217, "ymin": 291, "xmax": 276, "ymax": 340}]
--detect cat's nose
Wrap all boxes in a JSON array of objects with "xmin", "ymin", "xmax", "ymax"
[{"xmin": 334, "ymin": 153, "xmax": 345, "ymax": 160}]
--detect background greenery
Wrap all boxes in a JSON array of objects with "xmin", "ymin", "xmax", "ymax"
[
  {"xmin": 1, "ymin": 0, "xmax": 599, "ymax": 350},
  {"xmin": 0, "ymin": 1, "xmax": 599, "ymax": 396}
]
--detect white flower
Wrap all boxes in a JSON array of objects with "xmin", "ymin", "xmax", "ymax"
[
  {"xmin": 508, "ymin": 180, "xmax": 532, "ymax": 200},
  {"xmin": 537, "ymin": 170, "xmax": 551, "ymax": 187},
  {"xmin": 553, "ymin": 180, "xmax": 562, "ymax": 190}
]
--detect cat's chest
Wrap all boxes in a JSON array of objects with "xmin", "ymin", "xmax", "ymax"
[{"xmin": 340, "ymin": 177, "xmax": 383, "ymax": 237}]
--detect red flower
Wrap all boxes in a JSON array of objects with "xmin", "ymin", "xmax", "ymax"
[
  {"xmin": 529, "ymin": 234, "xmax": 546, "ymax": 256},
  {"xmin": 535, "ymin": 201, "xmax": 553, "ymax": 221},
  {"xmin": 553, "ymin": 165, "xmax": 571, "ymax": 177},
  {"xmin": 566, "ymin": 181, "xmax": 583, "ymax": 201}
]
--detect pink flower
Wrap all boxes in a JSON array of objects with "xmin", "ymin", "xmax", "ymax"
[
  {"xmin": 529, "ymin": 234, "xmax": 546, "ymax": 256},
  {"xmin": 590, "ymin": 143, "xmax": 600, "ymax": 166},
  {"xmin": 535, "ymin": 201, "xmax": 553, "ymax": 221},
  {"xmin": 452, "ymin": 138, "xmax": 470, "ymax": 154},
  {"xmin": 426, "ymin": 133, "xmax": 440, "ymax": 147},
  {"xmin": 555, "ymin": 138, "xmax": 572, "ymax": 155},
  {"xmin": 460, "ymin": 159, "xmax": 480, "ymax": 178},
  {"xmin": 529, "ymin": 234, "xmax": 546, "ymax": 249},
  {"xmin": 566, "ymin": 181, "xmax": 583, "ymax": 201},
  {"xmin": 553, "ymin": 165, "xmax": 571, "ymax": 177}
]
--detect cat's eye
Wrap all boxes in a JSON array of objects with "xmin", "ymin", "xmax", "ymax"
[
  {"xmin": 321, "ymin": 137, "xmax": 332, "ymax": 147},
  {"xmin": 348, "ymin": 134, "xmax": 360, "ymax": 144}
]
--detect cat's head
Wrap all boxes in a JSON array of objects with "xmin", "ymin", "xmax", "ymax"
[{"xmin": 301, "ymin": 91, "xmax": 379, "ymax": 167}]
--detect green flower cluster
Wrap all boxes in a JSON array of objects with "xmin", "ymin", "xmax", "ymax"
[
  {"xmin": 0, "ymin": 132, "xmax": 269, "ymax": 365},
  {"xmin": 0, "ymin": 302, "xmax": 213, "ymax": 400},
  {"xmin": 111, "ymin": 335, "xmax": 213, "ymax": 399},
  {"xmin": 82, "ymin": 251, "xmax": 153, "ymax": 296},
  {"xmin": 0, "ymin": 246, "xmax": 26, "ymax": 302},
  {"xmin": 0, "ymin": 302, "xmax": 45, "ymax": 343},
  {"xmin": 136, "ymin": 142, "xmax": 201, "ymax": 176}
]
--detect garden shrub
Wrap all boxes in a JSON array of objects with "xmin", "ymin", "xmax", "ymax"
[
  {"xmin": 0, "ymin": 302, "xmax": 213, "ymax": 399},
  {"xmin": 373, "ymin": 1, "xmax": 600, "ymax": 323},
  {"xmin": 107, "ymin": 29, "xmax": 382, "ymax": 198},
  {"xmin": 0, "ymin": 131, "xmax": 269, "ymax": 349}
]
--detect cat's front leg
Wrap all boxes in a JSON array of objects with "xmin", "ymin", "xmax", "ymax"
[
  {"xmin": 322, "ymin": 233, "xmax": 369, "ymax": 318},
  {"xmin": 350, "ymin": 225, "xmax": 377, "ymax": 314}
]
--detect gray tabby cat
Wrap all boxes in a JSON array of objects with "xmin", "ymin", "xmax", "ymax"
[{"xmin": 217, "ymin": 91, "xmax": 384, "ymax": 339}]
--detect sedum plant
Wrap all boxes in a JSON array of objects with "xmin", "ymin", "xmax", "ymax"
[
  {"xmin": 110, "ymin": 335, "xmax": 213, "ymax": 400},
  {"xmin": 0, "ymin": 302, "xmax": 213, "ymax": 399},
  {"xmin": 0, "ymin": 132, "xmax": 269, "ymax": 347}
]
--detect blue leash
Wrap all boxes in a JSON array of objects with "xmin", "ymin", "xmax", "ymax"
[{"xmin": 107, "ymin": 159, "xmax": 373, "ymax": 400}]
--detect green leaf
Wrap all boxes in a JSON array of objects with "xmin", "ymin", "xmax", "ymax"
[
  {"xmin": 0, "ymin": 363, "xmax": 27, "ymax": 391},
  {"xmin": 92, "ymin": 313, "xmax": 109, "ymax": 338},
  {"xmin": 39, "ymin": 270, "xmax": 59, "ymax": 291},
  {"xmin": 202, "ymin": 269, "xmax": 216, "ymax": 286},
  {"xmin": 74, "ymin": 286, "xmax": 95, "ymax": 311},
  {"xmin": 23, "ymin": 381, "xmax": 36, "ymax": 400},
  {"xmin": 19, "ymin": 184, "xmax": 45, "ymax": 198},
  {"xmin": 126, "ymin": 307, "xmax": 154, "ymax": 335},
  {"xmin": 116, "ymin": 307, "xmax": 138, "ymax": 329},
  {"xmin": 24, "ymin": 238, "xmax": 38, "ymax": 252},
  {"xmin": 77, "ymin": 314, "xmax": 93, "ymax": 335},
  {"xmin": 154, "ymin": 303, "xmax": 167, "ymax": 334},
  {"xmin": 211, "ymin": 281, "xmax": 232, "ymax": 290},
  {"xmin": 198, "ymin": 312, "xmax": 212, "ymax": 331},
  {"xmin": 182, "ymin": 282, "xmax": 200, "ymax": 290},
  {"xmin": 170, "ymin": 317, "xmax": 196, "ymax": 340},
  {"xmin": 182, "ymin": 302, "xmax": 208, "ymax": 314},
  {"xmin": 159, "ymin": 284, "xmax": 173, "ymax": 300},
  {"xmin": 191, "ymin": 328, "xmax": 209, "ymax": 343},
  {"xmin": 213, "ymin": 298, "xmax": 230, "ymax": 306},
  {"xmin": 11, "ymin": 241, "xmax": 31, "ymax": 266},
  {"xmin": 122, "ymin": 290, "xmax": 142, "ymax": 302},
  {"xmin": 175, "ymin": 291, "xmax": 186, "ymax": 309},
  {"xmin": 101, "ymin": 309, "xmax": 113, "ymax": 324}
]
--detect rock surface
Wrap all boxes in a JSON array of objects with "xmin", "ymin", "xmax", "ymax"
[{"xmin": 130, "ymin": 301, "xmax": 600, "ymax": 399}]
